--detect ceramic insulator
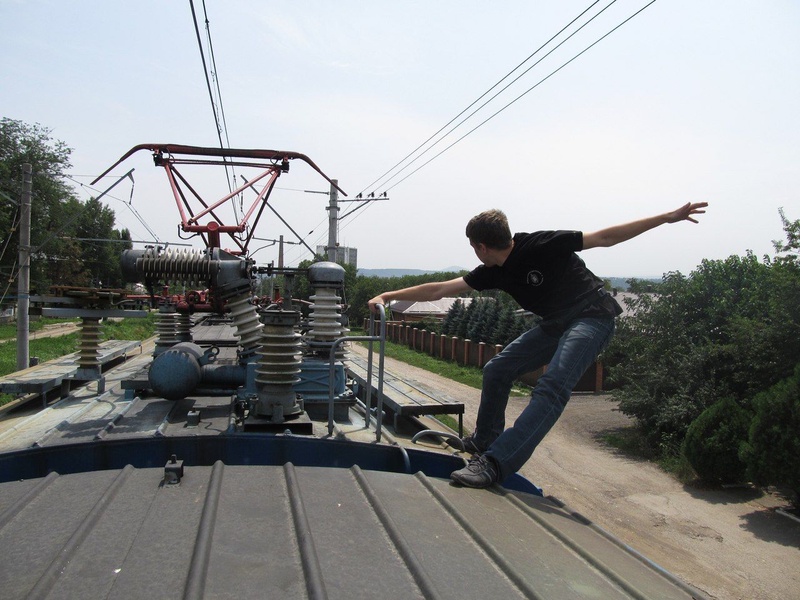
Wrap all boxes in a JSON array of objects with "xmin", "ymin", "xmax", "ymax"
[
  {"xmin": 77, "ymin": 317, "xmax": 102, "ymax": 368},
  {"xmin": 227, "ymin": 294, "xmax": 263, "ymax": 356}
]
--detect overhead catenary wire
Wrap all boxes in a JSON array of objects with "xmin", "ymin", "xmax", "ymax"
[
  {"xmin": 66, "ymin": 174, "xmax": 162, "ymax": 244},
  {"xmin": 367, "ymin": 0, "xmax": 621, "ymax": 195},
  {"xmin": 376, "ymin": 0, "xmax": 658, "ymax": 195},
  {"xmin": 189, "ymin": 0, "xmax": 239, "ymax": 213},
  {"xmin": 358, "ymin": 0, "xmax": 657, "ymax": 200},
  {"xmin": 0, "ymin": 206, "xmax": 21, "ymax": 265},
  {"xmin": 359, "ymin": 0, "xmax": 605, "ymax": 197}
]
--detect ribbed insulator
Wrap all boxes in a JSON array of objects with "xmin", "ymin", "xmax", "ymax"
[
  {"xmin": 136, "ymin": 248, "xmax": 215, "ymax": 286},
  {"xmin": 255, "ymin": 324, "xmax": 302, "ymax": 388},
  {"xmin": 227, "ymin": 294, "xmax": 263, "ymax": 356},
  {"xmin": 308, "ymin": 286, "xmax": 347, "ymax": 358},
  {"xmin": 253, "ymin": 310, "xmax": 303, "ymax": 420},
  {"xmin": 153, "ymin": 309, "xmax": 179, "ymax": 356},
  {"xmin": 77, "ymin": 317, "xmax": 102, "ymax": 368},
  {"xmin": 176, "ymin": 313, "xmax": 192, "ymax": 343}
]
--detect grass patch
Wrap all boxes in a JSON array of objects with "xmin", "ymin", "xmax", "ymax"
[
  {"xmin": 657, "ymin": 453, "xmax": 699, "ymax": 485},
  {"xmin": 601, "ymin": 427, "xmax": 656, "ymax": 460},
  {"xmin": 0, "ymin": 318, "xmax": 78, "ymax": 341},
  {"xmin": 376, "ymin": 339, "xmax": 485, "ymax": 389},
  {"xmin": 433, "ymin": 414, "xmax": 463, "ymax": 433},
  {"xmin": 0, "ymin": 333, "xmax": 81, "ymax": 407},
  {"xmin": 0, "ymin": 333, "xmax": 81, "ymax": 378},
  {"xmin": 0, "ymin": 314, "xmax": 157, "ymax": 407},
  {"xmin": 101, "ymin": 313, "xmax": 158, "ymax": 341},
  {"xmin": 0, "ymin": 314, "xmax": 157, "ymax": 378},
  {"xmin": 354, "ymin": 334, "xmax": 527, "ymax": 396}
]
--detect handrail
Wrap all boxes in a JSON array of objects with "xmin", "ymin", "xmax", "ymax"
[{"xmin": 327, "ymin": 304, "xmax": 387, "ymax": 441}]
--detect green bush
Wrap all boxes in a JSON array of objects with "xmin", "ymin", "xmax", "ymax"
[
  {"xmin": 681, "ymin": 397, "xmax": 751, "ymax": 484},
  {"xmin": 740, "ymin": 365, "xmax": 800, "ymax": 505}
]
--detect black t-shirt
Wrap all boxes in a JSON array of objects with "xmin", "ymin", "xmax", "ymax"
[{"xmin": 463, "ymin": 231, "xmax": 621, "ymax": 327}]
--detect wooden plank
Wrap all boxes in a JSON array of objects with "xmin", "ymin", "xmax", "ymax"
[
  {"xmin": 345, "ymin": 354, "xmax": 464, "ymax": 418},
  {"xmin": 0, "ymin": 340, "xmax": 142, "ymax": 395}
]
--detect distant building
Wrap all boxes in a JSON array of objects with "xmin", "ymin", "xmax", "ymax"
[
  {"xmin": 610, "ymin": 290, "xmax": 642, "ymax": 319},
  {"xmin": 388, "ymin": 297, "xmax": 477, "ymax": 323},
  {"xmin": 317, "ymin": 245, "xmax": 357, "ymax": 268}
]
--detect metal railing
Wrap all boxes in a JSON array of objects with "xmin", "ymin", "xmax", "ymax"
[{"xmin": 327, "ymin": 304, "xmax": 387, "ymax": 441}]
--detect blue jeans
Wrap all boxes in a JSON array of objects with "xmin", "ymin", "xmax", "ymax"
[{"xmin": 477, "ymin": 316, "xmax": 616, "ymax": 480}]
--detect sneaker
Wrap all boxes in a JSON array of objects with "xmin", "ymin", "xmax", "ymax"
[
  {"xmin": 450, "ymin": 455, "xmax": 499, "ymax": 488},
  {"xmin": 447, "ymin": 434, "xmax": 487, "ymax": 455}
]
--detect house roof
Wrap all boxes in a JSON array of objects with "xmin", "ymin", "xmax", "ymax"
[{"xmin": 389, "ymin": 297, "xmax": 472, "ymax": 315}]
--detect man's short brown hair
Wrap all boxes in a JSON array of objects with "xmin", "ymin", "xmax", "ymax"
[{"xmin": 466, "ymin": 209, "xmax": 512, "ymax": 250}]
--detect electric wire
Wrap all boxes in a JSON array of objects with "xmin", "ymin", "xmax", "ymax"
[
  {"xmin": 66, "ymin": 175, "xmax": 161, "ymax": 243},
  {"xmin": 0, "ymin": 258, "xmax": 18, "ymax": 306},
  {"xmin": 367, "ymin": 0, "xmax": 621, "ymax": 195},
  {"xmin": 189, "ymin": 0, "xmax": 239, "ymax": 216},
  {"xmin": 0, "ymin": 206, "xmax": 21, "ymax": 265},
  {"xmin": 380, "ymin": 0, "xmax": 658, "ymax": 194},
  {"xmin": 359, "ymin": 0, "xmax": 604, "ymax": 196}
]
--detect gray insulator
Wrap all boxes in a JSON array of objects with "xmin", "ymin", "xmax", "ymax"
[
  {"xmin": 308, "ymin": 261, "xmax": 345, "ymax": 287},
  {"xmin": 121, "ymin": 247, "xmax": 250, "ymax": 295},
  {"xmin": 176, "ymin": 313, "xmax": 192, "ymax": 342},
  {"xmin": 254, "ymin": 310, "xmax": 303, "ymax": 420},
  {"xmin": 154, "ymin": 307, "xmax": 180, "ymax": 356},
  {"xmin": 227, "ymin": 294, "xmax": 263, "ymax": 357},
  {"xmin": 77, "ymin": 317, "xmax": 102, "ymax": 368},
  {"xmin": 122, "ymin": 248, "xmax": 215, "ymax": 287},
  {"xmin": 308, "ymin": 286, "xmax": 346, "ymax": 358}
]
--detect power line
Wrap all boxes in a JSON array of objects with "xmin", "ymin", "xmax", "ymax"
[
  {"xmin": 189, "ymin": 0, "xmax": 239, "ymax": 210},
  {"xmin": 362, "ymin": 0, "xmax": 657, "ymax": 196},
  {"xmin": 367, "ymin": 0, "xmax": 621, "ymax": 194},
  {"xmin": 66, "ymin": 174, "xmax": 162, "ymax": 243},
  {"xmin": 360, "ymin": 0, "xmax": 605, "ymax": 196}
]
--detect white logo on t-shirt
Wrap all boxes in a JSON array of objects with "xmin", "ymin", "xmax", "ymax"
[{"xmin": 526, "ymin": 270, "xmax": 543, "ymax": 286}]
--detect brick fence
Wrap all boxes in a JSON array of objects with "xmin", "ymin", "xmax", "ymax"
[{"xmin": 364, "ymin": 320, "xmax": 607, "ymax": 393}]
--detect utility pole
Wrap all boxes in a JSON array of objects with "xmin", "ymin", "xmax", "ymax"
[
  {"xmin": 16, "ymin": 164, "xmax": 32, "ymax": 371},
  {"xmin": 278, "ymin": 234, "xmax": 285, "ymax": 269},
  {"xmin": 326, "ymin": 179, "xmax": 339, "ymax": 263}
]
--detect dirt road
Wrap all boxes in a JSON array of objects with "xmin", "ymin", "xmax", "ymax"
[{"xmin": 364, "ymin": 348, "xmax": 800, "ymax": 600}]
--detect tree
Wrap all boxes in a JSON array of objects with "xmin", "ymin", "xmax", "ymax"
[
  {"xmin": 740, "ymin": 365, "xmax": 800, "ymax": 506},
  {"xmin": 1, "ymin": 118, "xmax": 74, "ymax": 295},
  {"xmin": 681, "ymin": 397, "xmax": 751, "ymax": 484},
  {"xmin": 491, "ymin": 303, "xmax": 516, "ymax": 346},
  {"xmin": 0, "ymin": 118, "xmax": 131, "ymax": 296},
  {"xmin": 608, "ymin": 211, "xmax": 800, "ymax": 458},
  {"xmin": 441, "ymin": 299, "xmax": 465, "ymax": 336}
]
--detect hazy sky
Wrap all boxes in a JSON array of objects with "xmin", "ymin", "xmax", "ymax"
[{"xmin": 2, "ymin": 0, "xmax": 798, "ymax": 278}]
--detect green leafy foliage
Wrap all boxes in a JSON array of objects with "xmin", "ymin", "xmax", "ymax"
[
  {"xmin": 608, "ymin": 249, "xmax": 800, "ymax": 454},
  {"xmin": 0, "ymin": 118, "xmax": 131, "ymax": 298},
  {"xmin": 345, "ymin": 270, "xmax": 468, "ymax": 327},
  {"xmin": 740, "ymin": 365, "xmax": 800, "ymax": 503},
  {"xmin": 681, "ymin": 397, "xmax": 751, "ymax": 484},
  {"xmin": 607, "ymin": 211, "xmax": 800, "ymax": 491}
]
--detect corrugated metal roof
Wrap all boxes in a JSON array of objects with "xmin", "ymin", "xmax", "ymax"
[{"xmin": 0, "ymin": 462, "xmax": 703, "ymax": 599}]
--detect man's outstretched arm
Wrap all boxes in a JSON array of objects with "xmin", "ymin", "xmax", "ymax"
[
  {"xmin": 368, "ymin": 277, "xmax": 473, "ymax": 312},
  {"xmin": 582, "ymin": 202, "xmax": 708, "ymax": 249}
]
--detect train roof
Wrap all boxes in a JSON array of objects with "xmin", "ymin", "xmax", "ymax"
[{"xmin": 0, "ymin": 319, "xmax": 706, "ymax": 599}]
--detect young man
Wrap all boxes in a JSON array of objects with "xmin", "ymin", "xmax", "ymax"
[{"xmin": 368, "ymin": 202, "xmax": 708, "ymax": 488}]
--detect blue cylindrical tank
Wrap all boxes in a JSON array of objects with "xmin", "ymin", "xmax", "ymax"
[{"xmin": 148, "ymin": 342, "xmax": 204, "ymax": 400}]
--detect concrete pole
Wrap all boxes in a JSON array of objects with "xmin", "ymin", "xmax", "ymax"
[
  {"xmin": 326, "ymin": 179, "xmax": 339, "ymax": 263},
  {"xmin": 16, "ymin": 163, "xmax": 32, "ymax": 371},
  {"xmin": 278, "ymin": 234, "xmax": 284, "ymax": 269}
]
